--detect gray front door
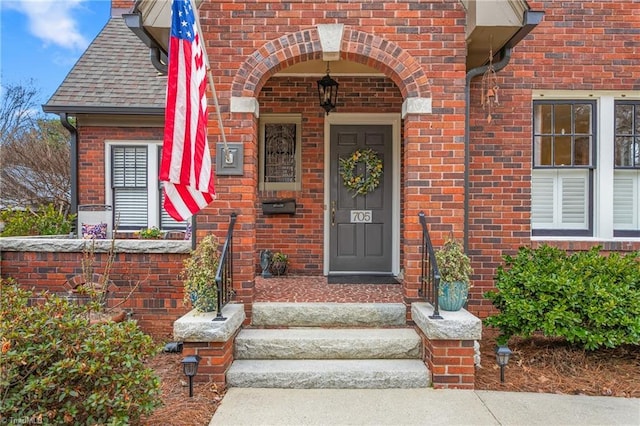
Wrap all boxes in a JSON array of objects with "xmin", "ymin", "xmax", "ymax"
[{"xmin": 329, "ymin": 125, "xmax": 393, "ymax": 273}]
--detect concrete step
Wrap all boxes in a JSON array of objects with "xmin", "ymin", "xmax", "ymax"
[
  {"xmin": 235, "ymin": 328, "xmax": 421, "ymax": 360},
  {"xmin": 226, "ymin": 359, "xmax": 430, "ymax": 389},
  {"xmin": 251, "ymin": 302, "xmax": 406, "ymax": 327}
]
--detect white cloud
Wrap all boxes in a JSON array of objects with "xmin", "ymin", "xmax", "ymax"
[{"xmin": 4, "ymin": 0, "xmax": 91, "ymax": 51}]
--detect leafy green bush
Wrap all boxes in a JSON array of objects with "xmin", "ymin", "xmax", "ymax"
[
  {"xmin": 0, "ymin": 280, "xmax": 161, "ymax": 424},
  {"xmin": 181, "ymin": 235, "xmax": 219, "ymax": 312},
  {"xmin": 484, "ymin": 245, "xmax": 640, "ymax": 350},
  {"xmin": 0, "ymin": 204, "xmax": 75, "ymax": 236}
]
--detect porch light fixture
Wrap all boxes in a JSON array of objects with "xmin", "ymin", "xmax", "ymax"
[
  {"xmin": 495, "ymin": 345, "xmax": 512, "ymax": 383},
  {"xmin": 317, "ymin": 62, "xmax": 339, "ymax": 115},
  {"xmin": 181, "ymin": 354, "xmax": 201, "ymax": 397}
]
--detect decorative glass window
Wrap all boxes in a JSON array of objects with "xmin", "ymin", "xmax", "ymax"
[
  {"xmin": 532, "ymin": 101, "xmax": 595, "ymax": 236},
  {"xmin": 613, "ymin": 101, "xmax": 640, "ymax": 236},
  {"xmin": 259, "ymin": 115, "xmax": 302, "ymax": 191}
]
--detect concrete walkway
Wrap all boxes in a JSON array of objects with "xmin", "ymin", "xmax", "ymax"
[{"xmin": 211, "ymin": 388, "xmax": 640, "ymax": 426}]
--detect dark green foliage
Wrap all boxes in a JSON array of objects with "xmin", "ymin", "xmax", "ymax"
[
  {"xmin": 0, "ymin": 203, "xmax": 75, "ymax": 236},
  {"xmin": 484, "ymin": 245, "xmax": 640, "ymax": 350},
  {"xmin": 0, "ymin": 280, "xmax": 161, "ymax": 424}
]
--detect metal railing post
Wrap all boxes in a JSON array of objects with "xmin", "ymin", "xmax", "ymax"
[
  {"xmin": 213, "ymin": 212, "xmax": 237, "ymax": 321},
  {"xmin": 418, "ymin": 211, "xmax": 442, "ymax": 319}
]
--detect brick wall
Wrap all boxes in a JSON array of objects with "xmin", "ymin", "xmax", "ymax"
[
  {"xmin": 200, "ymin": 0, "xmax": 468, "ymax": 301},
  {"xmin": 255, "ymin": 76, "xmax": 404, "ymax": 275},
  {"xmin": 78, "ymin": 126, "xmax": 164, "ymax": 205},
  {"xmin": 1, "ymin": 248, "xmax": 189, "ymax": 338},
  {"xmin": 416, "ymin": 327, "xmax": 476, "ymax": 389},
  {"xmin": 467, "ymin": 0, "xmax": 640, "ymax": 317}
]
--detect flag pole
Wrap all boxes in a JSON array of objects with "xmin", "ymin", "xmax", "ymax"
[{"xmin": 190, "ymin": 0, "xmax": 232, "ymax": 164}]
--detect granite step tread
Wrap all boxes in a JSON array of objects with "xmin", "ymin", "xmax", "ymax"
[
  {"xmin": 251, "ymin": 302, "xmax": 407, "ymax": 327},
  {"xmin": 235, "ymin": 328, "xmax": 421, "ymax": 360},
  {"xmin": 226, "ymin": 359, "xmax": 430, "ymax": 389}
]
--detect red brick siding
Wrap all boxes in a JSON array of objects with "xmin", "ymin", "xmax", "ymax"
[
  {"xmin": 416, "ymin": 327, "xmax": 476, "ymax": 389},
  {"xmin": 78, "ymin": 126, "xmax": 164, "ymax": 206},
  {"xmin": 183, "ymin": 335, "xmax": 238, "ymax": 388},
  {"xmin": 1, "ymin": 250, "xmax": 189, "ymax": 338},
  {"xmin": 467, "ymin": 0, "xmax": 640, "ymax": 316},
  {"xmin": 199, "ymin": 0, "xmax": 468, "ymax": 300},
  {"xmin": 255, "ymin": 76, "xmax": 404, "ymax": 274}
]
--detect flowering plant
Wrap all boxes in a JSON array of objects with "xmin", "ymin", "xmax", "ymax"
[{"xmin": 339, "ymin": 149, "xmax": 383, "ymax": 197}]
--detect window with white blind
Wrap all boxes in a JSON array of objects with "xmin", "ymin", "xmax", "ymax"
[
  {"xmin": 532, "ymin": 101, "xmax": 595, "ymax": 236},
  {"xmin": 112, "ymin": 146, "xmax": 148, "ymax": 230},
  {"xmin": 614, "ymin": 101, "xmax": 640, "ymax": 237},
  {"xmin": 108, "ymin": 143, "xmax": 185, "ymax": 231},
  {"xmin": 532, "ymin": 94, "xmax": 640, "ymax": 240}
]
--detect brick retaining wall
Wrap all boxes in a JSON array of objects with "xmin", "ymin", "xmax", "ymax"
[{"xmin": 0, "ymin": 238, "xmax": 191, "ymax": 338}]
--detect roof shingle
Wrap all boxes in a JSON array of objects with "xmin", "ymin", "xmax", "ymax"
[{"xmin": 43, "ymin": 17, "xmax": 166, "ymax": 114}]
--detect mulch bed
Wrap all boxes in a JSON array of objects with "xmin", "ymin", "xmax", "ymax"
[
  {"xmin": 475, "ymin": 327, "xmax": 640, "ymax": 398},
  {"xmin": 141, "ymin": 351, "xmax": 224, "ymax": 426}
]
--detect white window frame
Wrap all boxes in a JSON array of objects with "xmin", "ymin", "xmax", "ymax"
[
  {"xmin": 532, "ymin": 91, "xmax": 640, "ymax": 241},
  {"xmin": 105, "ymin": 141, "xmax": 163, "ymax": 231},
  {"xmin": 258, "ymin": 114, "xmax": 302, "ymax": 191}
]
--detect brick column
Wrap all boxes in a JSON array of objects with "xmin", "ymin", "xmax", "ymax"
[
  {"xmin": 173, "ymin": 305, "xmax": 246, "ymax": 389},
  {"xmin": 412, "ymin": 302, "xmax": 481, "ymax": 389}
]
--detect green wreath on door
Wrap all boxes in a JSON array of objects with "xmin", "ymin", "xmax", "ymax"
[{"xmin": 339, "ymin": 149, "xmax": 383, "ymax": 197}]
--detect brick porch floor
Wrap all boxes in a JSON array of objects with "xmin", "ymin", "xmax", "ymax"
[{"xmin": 254, "ymin": 275, "xmax": 404, "ymax": 303}]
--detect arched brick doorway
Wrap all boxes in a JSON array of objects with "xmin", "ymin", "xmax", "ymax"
[{"xmin": 228, "ymin": 25, "xmax": 437, "ymax": 307}]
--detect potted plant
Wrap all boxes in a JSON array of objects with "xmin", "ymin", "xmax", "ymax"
[
  {"xmin": 181, "ymin": 235, "xmax": 219, "ymax": 312},
  {"xmin": 270, "ymin": 251, "xmax": 289, "ymax": 276},
  {"xmin": 138, "ymin": 226, "xmax": 164, "ymax": 239},
  {"xmin": 435, "ymin": 237, "xmax": 472, "ymax": 311}
]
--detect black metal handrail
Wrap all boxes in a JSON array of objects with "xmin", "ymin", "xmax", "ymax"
[
  {"xmin": 213, "ymin": 212, "xmax": 237, "ymax": 321},
  {"xmin": 418, "ymin": 211, "xmax": 443, "ymax": 319}
]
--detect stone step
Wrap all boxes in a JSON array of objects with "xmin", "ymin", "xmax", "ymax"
[
  {"xmin": 235, "ymin": 328, "xmax": 421, "ymax": 360},
  {"xmin": 251, "ymin": 302, "xmax": 406, "ymax": 327},
  {"xmin": 226, "ymin": 359, "xmax": 430, "ymax": 389}
]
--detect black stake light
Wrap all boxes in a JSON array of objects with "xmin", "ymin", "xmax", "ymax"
[
  {"xmin": 495, "ymin": 345, "xmax": 512, "ymax": 383},
  {"xmin": 181, "ymin": 354, "xmax": 201, "ymax": 397},
  {"xmin": 317, "ymin": 63, "xmax": 339, "ymax": 115}
]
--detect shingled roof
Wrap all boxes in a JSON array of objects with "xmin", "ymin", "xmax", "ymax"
[{"xmin": 43, "ymin": 16, "xmax": 166, "ymax": 115}]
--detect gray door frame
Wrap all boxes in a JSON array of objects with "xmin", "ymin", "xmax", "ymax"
[{"xmin": 323, "ymin": 113, "xmax": 401, "ymax": 276}]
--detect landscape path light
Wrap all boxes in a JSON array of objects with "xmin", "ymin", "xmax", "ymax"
[
  {"xmin": 495, "ymin": 345, "xmax": 512, "ymax": 383},
  {"xmin": 181, "ymin": 354, "xmax": 201, "ymax": 397}
]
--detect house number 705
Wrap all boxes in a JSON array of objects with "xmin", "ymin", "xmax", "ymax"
[{"xmin": 350, "ymin": 210, "xmax": 372, "ymax": 223}]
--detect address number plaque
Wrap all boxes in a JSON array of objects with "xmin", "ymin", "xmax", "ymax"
[{"xmin": 350, "ymin": 210, "xmax": 372, "ymax": 223}]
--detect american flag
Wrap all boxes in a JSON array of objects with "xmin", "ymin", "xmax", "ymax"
[{"xmin": 160, "ymin": 0, "xmax": 215, "ymax": 222}]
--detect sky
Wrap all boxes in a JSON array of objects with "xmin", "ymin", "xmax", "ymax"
[{"xmin": 1, "ymin": 0, "xmax": 111, "ymax": 112}]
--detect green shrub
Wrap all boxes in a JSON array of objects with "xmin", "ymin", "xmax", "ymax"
[
  {"xmin": 484, "ymin": 245, "xmax": 640, "ymax": 350},
  {"xmin": 0, "ymin": 280, "xmax": 161, "ymax": 424},
  {"xmin": 0, "ymin": 204, "xmax": 75, "ymax": 236}
]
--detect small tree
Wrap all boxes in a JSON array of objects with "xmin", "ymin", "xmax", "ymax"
[{"xmin": 0, "ymin": 81, "xmax": 71, "ymax": 213}]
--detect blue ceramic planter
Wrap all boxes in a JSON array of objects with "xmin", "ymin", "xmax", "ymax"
[{"xmin": 438, "ymin": 281, "xmax": 469, "ymax": 311}]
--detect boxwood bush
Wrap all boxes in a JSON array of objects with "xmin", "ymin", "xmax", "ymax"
[
  {"xmin": 0, "ymin": 280, "xmax": 161, "ymax": 424},
  {"xmin": 0, "ymin": 204, "xmax": 75, "ymax": 236},
  {"xmin": 484, "ymin": 245, "xmax": 640, "ymax": 350}
]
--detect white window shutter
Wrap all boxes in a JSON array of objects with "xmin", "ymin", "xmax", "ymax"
[
  {"xmin": 614, "ymin": 171, "xmax": 638, "ymax": 229},
  {"xmin": 114, "ymin": 188, "xmax": 148, "ymax": 228},
  {"xmin": 531, "ymin": 174, "xmax": 554, "ymax": 226},
  {"xmin": 560, "ymin": 175, "xmax": 588, "ymax": 228}
]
